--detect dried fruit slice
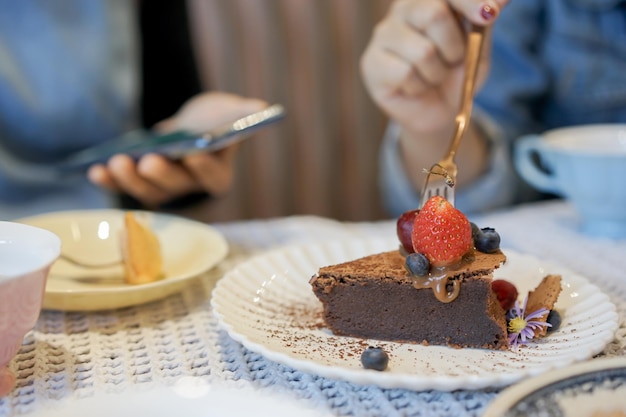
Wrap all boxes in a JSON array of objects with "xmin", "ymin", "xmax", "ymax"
[
  {"xmin": 526, "ymin": 274, "xmax": 562, "ymax": 338},
  {"xmin": 122, "ymin": 212, "xmax": 163, "ymax": 285}
]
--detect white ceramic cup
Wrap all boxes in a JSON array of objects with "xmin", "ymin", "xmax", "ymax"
[
  {"xmin": 0, "ymin": 222, "xmax": 61, "ymax": 372},
  {"xmin": 514, "ymin": 124, "xmax": 626, "ymax": 238}
]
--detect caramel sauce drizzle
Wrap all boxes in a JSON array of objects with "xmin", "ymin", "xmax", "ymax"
[
  {"xmin": 404, "ymin": 250, "xmax": 476, "ymax": 303},
  {"xmin": 411, "ymin": 271, "xmax": 460, "ymax": 303}
]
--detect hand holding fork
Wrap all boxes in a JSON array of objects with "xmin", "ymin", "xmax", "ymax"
[{"xmin": 420, "ymin": 24, "xmax": 488, "ymax": 208}]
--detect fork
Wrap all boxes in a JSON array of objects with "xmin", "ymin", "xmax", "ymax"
[{"xmin": 420, "ymin": 24, "xmax": 487, "ymax": 207}]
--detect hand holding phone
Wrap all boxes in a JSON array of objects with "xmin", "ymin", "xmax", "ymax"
[{"xmin": 59, "ymin": 104, "xmax": 285, "ymax": 173}]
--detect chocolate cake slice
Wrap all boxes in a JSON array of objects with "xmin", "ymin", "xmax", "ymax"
[{"xmin": 310, "ymin": 249, "xmax": 509, "ymax": 350}]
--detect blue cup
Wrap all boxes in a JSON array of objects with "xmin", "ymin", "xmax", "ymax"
[{"xmin": 514, "ymin": 124, "xmax": 626, "ymax": 239}]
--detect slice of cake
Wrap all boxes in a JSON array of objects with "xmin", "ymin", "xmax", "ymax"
[
  {"xmin": 122, "ymin": 212, "xmax": 163, "ymax": 285},
  {"xmin": 310, "ymin": 196, "xmax": 561, "ymax": 351},
  {"xmin": 311, "ymin": 249, "xmax": 508, "ymax": 349}
]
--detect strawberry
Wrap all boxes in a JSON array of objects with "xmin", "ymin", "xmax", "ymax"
[
  {"xmin": 491, "ymin": 279, "xmax": 518, "ymax": 311},
  {"xmin": 411, "ymin": 196, "xmax": 472, "ymax": 266}
]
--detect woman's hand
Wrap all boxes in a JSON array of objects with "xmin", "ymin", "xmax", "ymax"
[
  {"xmin": 360, "ymin": 0, "xmax": 506, "ymax": 138},
  {"xmin": 88, "ymin": 92, "xmax": 268, "ymax": 208},
  {"xmin": 360, "ymin": 0, "xmax": 508, "ymax": 189}
]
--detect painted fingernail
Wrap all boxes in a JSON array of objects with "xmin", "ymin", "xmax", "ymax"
[{"xmin": 480, "ymin": 3, "xmax": 498, "ymax": 21}]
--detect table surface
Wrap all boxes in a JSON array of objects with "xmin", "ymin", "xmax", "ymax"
[{"xmin": 1, "ymin": 200, "xmax": 625, "ymax": 417}]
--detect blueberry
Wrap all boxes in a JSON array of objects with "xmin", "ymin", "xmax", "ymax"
[
  {"xmin": 474, "ymin": 227, "xmax": 500, "ymax": 253},
  {"xmin": 360, "ymin": 346, "xmax": 389, "ymax": 371},
  {"xmin": 470, "ymin": 222, "xmax": 481, "ymax": 241},
  {"xmin": 405, "ymin": 252, "xmax": 430, "ymax": 276},
  {"xmin": 546, "ymin": 310, "xmax": 562, "ymax": 334}
]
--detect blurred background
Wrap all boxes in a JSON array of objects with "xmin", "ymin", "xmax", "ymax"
[{"xmin": 142, "ymin": 0, "xmax": 394, "ymax": 223}]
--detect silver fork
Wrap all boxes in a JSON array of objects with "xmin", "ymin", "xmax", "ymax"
[{"xmin": 420, "ymin": 24, "xmax": 487, "ymax": 207}]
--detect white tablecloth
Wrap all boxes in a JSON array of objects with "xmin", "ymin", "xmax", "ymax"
[{"xmin": 2, "ymin": 200, "xmax": 625, "ymax": 416}]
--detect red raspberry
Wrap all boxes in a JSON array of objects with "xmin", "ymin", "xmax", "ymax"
[{"xmin": 411, "ymin": 196, "xmax": 472, "ymax": 266}]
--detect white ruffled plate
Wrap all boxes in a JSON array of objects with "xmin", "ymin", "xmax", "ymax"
[
  {"xmin": 19, "ymin": 209, "xmax": 228, "ymax": 311},
  {"xmin": 211, "ymin": 238, "xmax": 618, "ymax": 391}
]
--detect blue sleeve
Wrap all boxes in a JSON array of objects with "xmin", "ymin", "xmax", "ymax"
[{"xmin": 475, "ymin": 0, "xmax": 548, "ymax": 142}]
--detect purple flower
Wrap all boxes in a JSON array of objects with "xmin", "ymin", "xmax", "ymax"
[{"xmin": 507, "ymin": 296, "xmax": 551, "ymax": 348}]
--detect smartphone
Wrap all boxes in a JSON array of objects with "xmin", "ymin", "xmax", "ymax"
[{"xmin": 58, "ymin": 104, "xmax": 285, "ymax": 173}]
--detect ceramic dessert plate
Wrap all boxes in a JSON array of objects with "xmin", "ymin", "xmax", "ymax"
[
  {"xmin": 19, "ymin": 209, "xmax": 228, "ymax": 311},
  {"xmin": 211, "ymin": 238, "xmax": 618, "ymax": 392}
]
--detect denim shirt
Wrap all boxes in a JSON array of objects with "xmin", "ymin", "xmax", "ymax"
[
  {"xmin": 380, "ymin": 0, "xmax": 626, "ymax": 217},
  {"xmin": 0, "ymin": 1, "xmax": 139, "ymax": 220}
]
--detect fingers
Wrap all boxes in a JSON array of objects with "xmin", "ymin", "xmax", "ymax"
[
  {"xmin": 136, "ymin": 150, "xmax": 238, "ymax": 198},
  {"xmin": 87, "ymin": 150, "xmax": 238, "ymax": 207},
  {"xmin": 391, "ymin": 0, "xmax": 466, "ymax": 65},
  {"xmin": 362, "ymin": 0, "xmax": 509, "ymax": 109},
  {"xmin": 88, "ymin": 154, "xmax": 178, "ymax": 207},
  {"xmin": 136, "ymin": 154, "xmax": 197, "ymax": 196},
  {"xmin": 181, "ymin": 145, "xmax": 239, "ymax": 197},
  {"xmin": 379, "ymin": 21, "xmax": 454, "ymax": 90},
  {"xmin": 362, "ymin": 1, "xmax": 462, "ymax": 100},
  {"xmin": 445, "ymin": 0, "xmax": 509, "ymax": 24},
  {"xmin": 171, "ymin": 92, "xmax": 268, "ymax": 134},
  {"xmin": 360, "ymin": 0, "xmax": 509, "ymax": 137},
  {"xmin": 87, "ymin": 92, "xmax": 266, "ymax": 206}
]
